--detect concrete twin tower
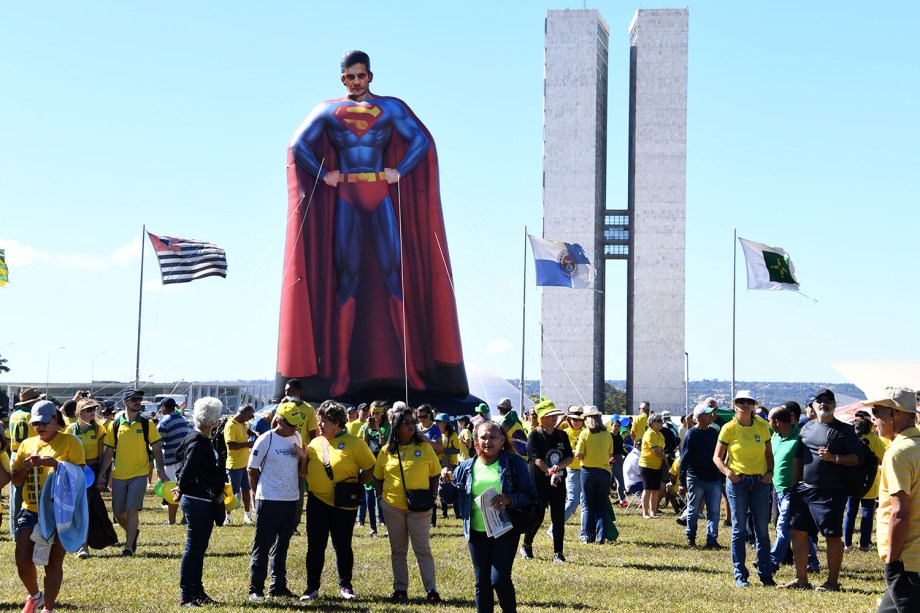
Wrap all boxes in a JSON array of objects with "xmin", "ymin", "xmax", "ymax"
[{"xmin": 541, "ymin": 9, "xmax": 687, "ymax": 413}]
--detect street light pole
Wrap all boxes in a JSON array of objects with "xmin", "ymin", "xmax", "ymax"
[{"xmin": 46, "ymin": 346, "xmax": 67, "ymax": 394}]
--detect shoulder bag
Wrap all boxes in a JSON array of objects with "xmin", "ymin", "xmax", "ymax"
[
  {"xmin": 322, "ymin": 437, "xmax": 364, "ymax": 508},
  {"xmin": 397, "ymin": 446, "xmax": 435, "ymax": 512}
]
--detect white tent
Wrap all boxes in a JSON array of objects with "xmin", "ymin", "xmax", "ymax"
[
  {"xmin": 831, "ymin": 361, "xmax": 920, "ymax": 399},
  {"xmin": 464, "ymin": 363, "xmax": 534, "ymax": 416}
]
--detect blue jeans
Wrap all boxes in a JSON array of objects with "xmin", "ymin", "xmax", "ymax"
[
  {"xmin": 468, "ymin": 529, "xmax": 520, "ymax": 612},
  {"xmin": 771, "ymin": 491, "xmax": 819, "ymax": 570},
  {"xmin": 843, "ymin": 496, "xmax": 876, "ymax": 549},
  {"xmin": 726, "ymin": 475, "xmax": 772, "ymax": 582},
  {"xmin": 686, "ymin": 476, "xmax": 721, "ymax": 545},
  {"xmin": 580, "ymin": 468, "xmax": 611, "ymax": 543},
  {"xmin": 562, "ymin": 468, "xmax": 587, "ymax": 540},
  {"xmin": 249, "ymin": 499, "xmax": 298, "ymax": 595},
  {"xmin": 358, "ymin": 488, "xmax": 380, "ymax": 531},
  {"xmin": 180, "ymin": 497, "xmax": 214, "ymax": 602}
]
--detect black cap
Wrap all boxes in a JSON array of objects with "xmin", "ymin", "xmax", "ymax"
[
  {"xmin": 814, "ymin": 388, "xmax": 835, "ymax": 402},
  {"xmin": 160, "ymin": 398, "xmax": 177, "ymax": 409}
]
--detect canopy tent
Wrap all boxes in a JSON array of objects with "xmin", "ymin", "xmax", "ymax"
[
  {"xmin": 464, "ymin": 363, "xmax": 534, "ymax": 416},
  {"xmin": 831, "ymin": 361, "xmax": 920, "ymax": 400}
]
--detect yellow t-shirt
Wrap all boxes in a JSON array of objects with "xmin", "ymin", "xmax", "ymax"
[
  {"xmin": 63, "ymin": 415, "xmax": 77, "ymax": 427},
  {"xmin": 103, "ymin": 414, "xmax": 162, "ymax": 479},
  {"xmin": 718, "ymin": 416, "xmax": 772, "ymax": 476},
  {"xmin": 67, "ymin": 421, "xmax": 105, "ymax": 462},
  {"xmin": 575, "ymin": 429, "xmax": 613, "ymax": 471},
  {"xmin": 876, "ymin": 427, "xmax": 920, "ymax": 572},
  {"xmin": 12, "ymin": 433, "xmax": 85, "ymax": 512},
  {"xmin": 1, "ymin": 450, "xmax": 10, "ymax": 474},
  {"xmin": 224, "ymin": 418, "xmax": 251, "ymax": 469},
  {"xmin": 670, "ymin": 457, "xmax": 680, "ymax": 479},
  {"xmin": 639, "ymin": 429, "xmax": 665, "ymax": 470},
  {"xmin": 8, "ymin": 409, "xmax": 37, "ymax": 453},
  {"xmin": 631, "ymin": 412, "xmax": 649, "ymax": 442},
  {"xmin": 442, "ymin": 431, "xmax": 461, "ymax": 467},
  {"xmin": 566, "ymin": 427, "xmax": 584, "ymax": 470},
  {"xmin": 373, "ymin": 442, "xmax": 440, "ymax": 510},
  {"xmin": 293, "ymin": 401, "xmax": 318, "ymax": 443},
  {"xmin": 345, "ymin": 419, "xmax": 365, "ymax": 437},
  {"xmin": 862, "ymin": 432, "xmax": 888, "ymax": 500},
  {"xmin": 458, "ymin": 429, "xmax": 472, "ymax": 462},
  {"xmin": 306, "ymin": 432, "xmax": 376, "ymax": 508}
]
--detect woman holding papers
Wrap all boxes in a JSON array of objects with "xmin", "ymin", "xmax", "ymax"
[{"xmin": 444, "ymin": 420, "xmax": 537, "ymax": 612}]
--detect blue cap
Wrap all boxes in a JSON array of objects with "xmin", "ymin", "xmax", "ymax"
[
  {"xmin": 121, "ymin": 389, "xmax": 143, "ymax": 402},
  {"xmin": 30, "ymin": 400, "xmax": 58, "ymax": 425}
]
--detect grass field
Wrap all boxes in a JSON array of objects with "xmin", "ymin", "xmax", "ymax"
[{"xmin": 0, "ymin": 492, "xmax": 886, "ymax": 612}]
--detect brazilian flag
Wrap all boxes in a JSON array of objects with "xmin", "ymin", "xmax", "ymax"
[{"xmin": 0, "ymin": 248, "xmax": 8, "ymax": 287}]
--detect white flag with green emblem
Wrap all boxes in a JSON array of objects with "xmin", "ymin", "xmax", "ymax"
[{"xmin": 738, "ymin": 237, "xmax": 799, "ymax": 291}]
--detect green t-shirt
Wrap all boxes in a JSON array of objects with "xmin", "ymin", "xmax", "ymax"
[
  {"xmin": 771, "ymin": 424, "xmax": 800, "ymax": 492},
  {"xmin": 471, "ymin": 458, "xmax": 502, "ymax": 532}
]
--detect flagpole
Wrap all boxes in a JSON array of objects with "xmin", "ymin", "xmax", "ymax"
[
  {"xmin": 731, "ymin": 228, "xmax": 736, "ymax": 399},
  {"xmin": 135, "ymin": 225, "xmax": 146, "ymax": 389},
  {"xmin": 520, "ymin": 226, "xmax": 527, "ymax": 412}
]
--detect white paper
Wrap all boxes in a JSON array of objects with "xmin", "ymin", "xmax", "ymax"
[{"xmin": 475, "ymin": 487, "xmax": 513, "ymax": 538}]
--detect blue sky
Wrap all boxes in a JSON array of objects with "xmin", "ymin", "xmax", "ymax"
[{"xmin": 2, "ymin": 1, "xmax": 918, "ymax": 386}]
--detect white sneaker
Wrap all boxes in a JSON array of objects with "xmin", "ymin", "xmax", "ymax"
[
  {"xmin": 77, "ymin": 546, "xmax": 91, "ymax": 559},
  {"xmin": 248, "ymin": 593, "xmax": 265, "ymax": 602},
  {"xmin": 243, "ymin": 514, "xmax": 253, "ymax": 525},
  {"xmin": 224, "ymin": 513, "xmax": 232, "ymax": 525}
]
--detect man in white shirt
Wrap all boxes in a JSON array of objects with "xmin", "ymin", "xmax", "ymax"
[{"xmin": 246, "ymin": 403, "xmax": 308, "ymax": 601}]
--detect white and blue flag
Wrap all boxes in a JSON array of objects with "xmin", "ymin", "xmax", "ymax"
[{"xmin": 528, "ymin": 235, "xmax": 596, "ymax": 289}]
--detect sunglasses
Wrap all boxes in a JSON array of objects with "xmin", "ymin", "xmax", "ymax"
[
  {"xmin": 871, "ymin": 407, "xmax": 892, "ymax": 419},
  {"xmin": 735, "ymin": 399, "xmax": 755, "ymax": 406}
]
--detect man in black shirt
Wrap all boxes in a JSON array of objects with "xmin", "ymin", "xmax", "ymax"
[
  {"xmin": 784, "ymin": 388, "xmax": 863, "ymax": 592},
  {"xmin": 521, "ymin": 401, "xmax": 572, "ymax": 563}
]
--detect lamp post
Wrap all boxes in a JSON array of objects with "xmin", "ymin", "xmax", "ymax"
[
  {"xmin": 91, "ymin": 350, "xmax": 109, "ymax": 388},
  {"xmin": 685, "ymin": 351, "xmax": 690, "ymax": 414},
  {"xmin": 46, "ymin": 346, "xmax": 67, "ymax": 394}
]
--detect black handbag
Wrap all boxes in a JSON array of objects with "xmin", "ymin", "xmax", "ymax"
[
  {"xmin": 398, "ymin": 448, "xmax": 435, "ymax": 512},
  {"xmin": 322, "ymin": 437, "xmax": 365, "ymax": 508},
  {"xmin": 505, "ymin": 456, "xmax": 541, "ymax": 534}
]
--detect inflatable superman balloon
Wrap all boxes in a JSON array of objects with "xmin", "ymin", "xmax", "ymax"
[{"xmin": 275, "ymin": 50, "xmax": 468, "ymax": 401}]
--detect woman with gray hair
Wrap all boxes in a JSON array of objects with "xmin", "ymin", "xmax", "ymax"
[{"xmin": 175, "ymin": 396, "xmax": 227, "ymax": 607}]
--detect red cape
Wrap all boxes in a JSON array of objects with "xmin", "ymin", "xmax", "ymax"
[{"xmin": 276, "ymin": 96, "xmax": 468, "ymax": 400}]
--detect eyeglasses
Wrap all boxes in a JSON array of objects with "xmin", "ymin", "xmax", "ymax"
[{"xmin": 735, "ymin": 399, "xmax": 755, "ymax": 406}]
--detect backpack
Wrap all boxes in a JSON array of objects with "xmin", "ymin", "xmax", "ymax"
[
  {"xmin": 844, "ymin": 437, "xmax": 877, "ymax": 499},
  {"xmin": 211, "ymin": 417, "xmax": 229, "ymax": 469},
  {"xmin": 112, "ymin": 413, "xmax": 151, "ymax": 456}
]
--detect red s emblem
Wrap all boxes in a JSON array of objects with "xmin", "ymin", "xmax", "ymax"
[{"xmin": 334, "ymin": 104, "xmax": 384, "ymax": 138}]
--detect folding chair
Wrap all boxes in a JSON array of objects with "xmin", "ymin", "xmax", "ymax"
[{"xmin": 622, "ymin": 482, "xmax": 644, "ymax": 513}]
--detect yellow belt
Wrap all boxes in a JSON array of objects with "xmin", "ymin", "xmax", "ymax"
[{"xmin": 338, "ymin": 171, "xmax": 387, "ymax": 183}]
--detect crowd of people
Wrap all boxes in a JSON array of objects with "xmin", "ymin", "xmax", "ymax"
[{"xmin": 1, "ymin": 381, "xmax": 918, "ymax": 612}]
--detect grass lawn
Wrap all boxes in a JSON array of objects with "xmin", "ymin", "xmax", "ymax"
[{"xmin": 0, "ymin": 492, "xmax": 886, "ymax": 612}]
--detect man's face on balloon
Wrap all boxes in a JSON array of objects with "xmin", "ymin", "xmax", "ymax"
[{"xmin": 342, "ymin": 63, "xmax": 372, "ymax": 100}]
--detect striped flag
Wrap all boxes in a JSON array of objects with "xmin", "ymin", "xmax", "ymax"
[
  {"xmin": 0, "ymin": 248, "xmax": 8, "ymax": 286},
  {"xmin": 528, "ymin": 235, "xmax": 596, "ymax": 289},
  {"xmin": 147, "ymin": 232, "xmax": 227, "ymax": 285}
]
